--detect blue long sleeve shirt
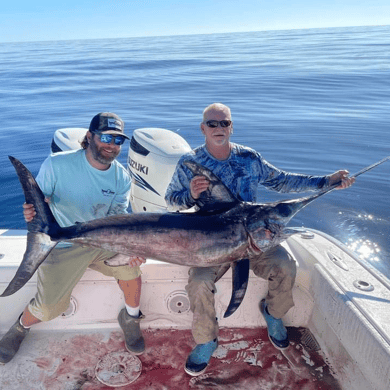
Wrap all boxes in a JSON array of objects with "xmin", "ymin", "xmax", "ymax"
[{"xmin": 165, "ymin": 143, "xmax": 330, "ymax": 211}]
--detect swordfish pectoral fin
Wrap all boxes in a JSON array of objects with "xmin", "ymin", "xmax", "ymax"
[
  {"xmin": 223, "ymin": 258, "xmax": 250, "ymax": 318},
  {"xmin": 0, "ymin": 232, "xmax": 58, "ymax": 297},
  {"xmin": 183, "ymin": 160, "xmax": 241, "ymax": 213}
]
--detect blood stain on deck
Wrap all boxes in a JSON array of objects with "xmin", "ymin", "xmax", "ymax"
[{"xmin": 3, "ymin": 327, "xmax": 341, "ymax": 389}]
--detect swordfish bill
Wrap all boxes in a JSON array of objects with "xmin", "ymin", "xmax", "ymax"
[{"xmin": 3, "ymin": 156, "xmax": 389, "ymax": 318}]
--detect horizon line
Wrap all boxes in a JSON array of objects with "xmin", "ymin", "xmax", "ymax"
[{"xmin": 1, "ymin": 23, "xmax": 388, "ymax": 45}]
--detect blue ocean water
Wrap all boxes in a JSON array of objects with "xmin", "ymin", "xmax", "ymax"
[{"xmin": 1, "ymin": 25, "xmax": 389, "ymax": 280}]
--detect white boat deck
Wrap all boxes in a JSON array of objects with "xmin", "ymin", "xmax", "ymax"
[{"xmin": 0, "ymin": 228, "xmax": 389, "ymax": 390}]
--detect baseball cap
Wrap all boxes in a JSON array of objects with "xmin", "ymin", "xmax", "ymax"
[{"xmin": 89, "ymin": 112, "xmax": 129, "ymax": 139}]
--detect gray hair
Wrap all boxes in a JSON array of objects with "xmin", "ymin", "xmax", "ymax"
[{"xmin": 202, "ymin": 103, "xmax": 232, "ymax": 121}]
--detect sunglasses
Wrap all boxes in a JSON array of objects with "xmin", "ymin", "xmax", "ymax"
[
  {"xmin": 96, "ymin": 132, "xmax": 126, "ymax": 146},
  {"xmin": 205, "ymin": 120, "xmax": 232, "ymax": 128}
]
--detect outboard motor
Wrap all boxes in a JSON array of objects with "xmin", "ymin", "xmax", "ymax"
[
  {"xmin": 51, "ymin": 128, "xmax": 88, "ymax": 153},
  {"xmin": 128, "ymin": 128, "xmax": 191, "ymax": 213},
  {"xmin": 50, "ymin": 127, "xmax": 190, "ymax": 213}
]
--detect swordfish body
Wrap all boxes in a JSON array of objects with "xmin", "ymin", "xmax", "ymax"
[
  {"xmin": 3, "ymin": 156, "xmax": 388, "ymax": 311},
  {"xmin": 1, "ymin": 156, "xmax": 317, "ymax": 299}
]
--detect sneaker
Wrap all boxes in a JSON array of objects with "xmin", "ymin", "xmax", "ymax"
[
  {"xmin": 117, "ymin": 308, "xmax": 145, "ymax": 355},
  {"xmin": 259, "ymin": 299, "xmax": 289, "ymax": 350},
  {"xmin": 184, "ymin": 338, "xmax": 218, "ymax": 376},
  {"xmin": 0, "ymin": 315, "xmax": 30, "ymax": 364}
]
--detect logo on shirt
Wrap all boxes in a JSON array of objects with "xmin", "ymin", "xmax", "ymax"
[{"xmin": 102, "ymin": 189, "xmax": 115, "ymax": 196}]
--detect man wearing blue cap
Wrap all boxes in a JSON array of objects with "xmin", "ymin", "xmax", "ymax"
[{"xmin": 0, "ymin": 113, "xmax": 146, "ymax": 364}]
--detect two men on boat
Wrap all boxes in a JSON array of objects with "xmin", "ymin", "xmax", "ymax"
[
  {"xmin": 1, "ymin": 105, "xmax": 355, "ymax": 378},
  {"xmin": 165, "ymin": 102, "xmax": 355, "ymax": 376},
  {"xmin": 0, "ymin": 113, "xmax": 146, "ymax": 364}
]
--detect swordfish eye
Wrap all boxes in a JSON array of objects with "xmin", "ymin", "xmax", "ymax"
[{"xmin": 252, "ymin": 228, "xmax": 274, "ymax": 243}]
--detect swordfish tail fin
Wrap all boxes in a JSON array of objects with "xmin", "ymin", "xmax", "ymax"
[
  {"xmin": 1, "ymin": 157, "xmax": 62, "ymax": 297},
  {"xmin": 0, "ymin": 232, "xmax": 58, "ymax": 297},
  {"xmin": 8, "ymin": 156, "xmax": 60, "ymax": 236}
]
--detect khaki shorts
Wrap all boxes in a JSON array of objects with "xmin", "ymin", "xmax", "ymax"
[{"xmin": 28, "ymin": 244, "xmax": 141, "ymax": 321}]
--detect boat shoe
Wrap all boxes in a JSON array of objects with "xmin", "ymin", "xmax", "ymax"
[
  {"xmin": 184, "ymin": 338, "xmax": 218, "ymax": 376},
  {"xmin": 0, "ymin": 314, "xmax": 30, "ymax": 364},
  {"xmin": 118, "ymin": 308, "xmax": 145, "ymax": 355},
  {"xmin": 260, "ymin": 299, "xmax": 289, "ymax": 350}
]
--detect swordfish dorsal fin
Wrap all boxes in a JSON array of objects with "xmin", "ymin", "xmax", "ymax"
[{"xmin": 183, "ymin": 160, "xmax": 240, "ymax": 213}]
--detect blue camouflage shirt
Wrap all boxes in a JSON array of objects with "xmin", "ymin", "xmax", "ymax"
[{"xmin": 165, "ymin": 143, "xmax": 330, "ymax": 211}]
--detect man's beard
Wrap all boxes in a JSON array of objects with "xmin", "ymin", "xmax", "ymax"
[{"xmin": 89, "ymin": 136, "xmax": 120, "ymax": 165}]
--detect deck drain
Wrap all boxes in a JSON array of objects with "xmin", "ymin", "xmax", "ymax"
[
  {"xmin": 95, "ymin": 351, "xmax": 142, "ymax": 387},
  {"xmin": 166, "ymin": 290, "xmax": 190, "ymax": 314},
  {"xmin": 353, "ymin": 280, "xmax": 374, "ymax": 292},
  {"xmin": 300, "ymin": 328, "xmax": 321, "ymax": 352},
  {"xmin": 60, "ymin": 296, "xmax": 78, "ymax": 318}
]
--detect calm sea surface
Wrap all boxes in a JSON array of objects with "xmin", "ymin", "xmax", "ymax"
[{"xmin": 1, "ymin": 25, "xmax": 389, "ymax": 280}]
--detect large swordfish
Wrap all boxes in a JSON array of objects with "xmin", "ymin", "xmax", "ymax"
[{"xmin": 2, "ymin": 156, "xmax": 389, "ymax": 317}]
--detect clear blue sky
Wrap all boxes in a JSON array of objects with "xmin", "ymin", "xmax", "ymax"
[{"xmin": 1, "ymin": 0, "xmax": 389, "ymax": 43}]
